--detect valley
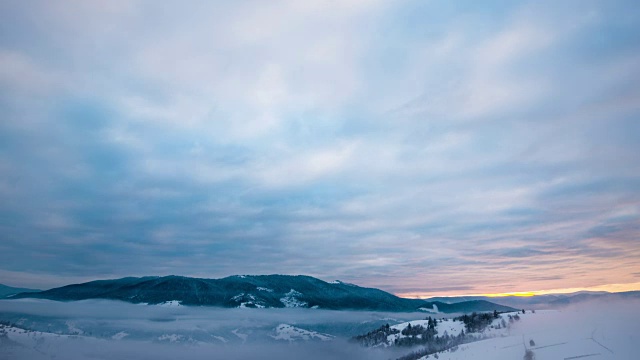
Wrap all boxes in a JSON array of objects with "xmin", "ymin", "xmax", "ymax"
[{"xmin": 1, "ymin": 295, "xmax": 637, "ymax": 360}]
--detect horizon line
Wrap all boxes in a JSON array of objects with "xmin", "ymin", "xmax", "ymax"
[
  {"xmin": 3, "ymin": 275, "xmax": 640, "ymax": 299},
  {"xmin": 396, "ymin": 281, "xmax": 640, "ymax": 299}
]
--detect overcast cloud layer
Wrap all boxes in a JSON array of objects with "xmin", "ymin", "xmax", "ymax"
[{"xmin": 0, "ymin": 0, "xmax": 639, "ymax": 295}]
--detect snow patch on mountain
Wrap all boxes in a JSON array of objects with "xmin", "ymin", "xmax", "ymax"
[
  {"xmin": 111, "ymin": 331, "xmax": 128, "ymax": 340},
  {"xmin": 232, "ymin": 293, "xmax": 266, "ymax": 308},
  {"xmin": 157, "ymin": 334, "xmax": 184, "ymax": 342},
  {"xmin": 280, "ymin": 289, "xmax": 307, "ymax": 308},
  {"xmin": 419, "ymin": 304, "xmax": 439, "ymax": 313},
  {"xmin": 212, "ymin": 335, "xmax": 228, "ymax": 343},
  {"xmin": 256, "ymin": 287, "xmax": 273, "ymax": 292},
  {"xmin": 231, "ymin": 328, "xmax": 248, "ymax": 342},
  {"xmin": 157, "ymin": 300, "xmax": 181, "ymax": 307},
  {"xmin": 418, "ymin": 310, "xmax": 628, "ymax": 360},
  {"xmin": 329, "ymin": 280, "xmax": 356, "ymax": 286},
  {"xmin": 271, "ymin": 324, "xmax": 334, "ymax": 342},
  {"xmin": 232, "ymin": 293, "xmax": 255, "ymax": 301},
  {"xmin": 238, "ymin": 301, "xmax": 265, "ymax": 308}
]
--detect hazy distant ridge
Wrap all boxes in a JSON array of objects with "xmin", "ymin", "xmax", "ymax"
[
  {"xmin": 10, "ymin": 275, "xmax": 515, "ymax": 313},
  {"xmin": 425, "ymin": 290, "xmax": 640, "ymax": 308},
  {"xmin": 0, "ymin": 284, "xmax": 40, "ymax": 299}
]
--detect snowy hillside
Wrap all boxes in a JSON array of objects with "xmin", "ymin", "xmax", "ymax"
[
  {"xmin": 354, "ymin": 311, "xmax": 512, "ymax": 350},
  {"xmin": 0, "ymin": 323, "xmax": 109, "ymax": 360},
  {"xmin": 271, "ymin": 324, "xmax": 334, "ymax": 341},
  {"xmin": 420, "ymin": 308, "xmax": 634, "ymax": 360},
  {"xmin": 353, "ymin": 304, "xmax": 639, "ymax": 360},
  {"xmin": 387, "ymin": 318, "xmax": 467, "ymax": 344}
]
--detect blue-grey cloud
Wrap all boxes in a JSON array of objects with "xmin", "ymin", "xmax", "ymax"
[{"xmin": 0, "ymin": 0, "xmax": 639, "ymax": 295}]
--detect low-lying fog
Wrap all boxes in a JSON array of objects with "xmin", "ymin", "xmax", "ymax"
[
  {"xmin": 0, "ymin": 299, "xmax": 420, "ymax": 359},
  {"xmin": 1, "ymin": 298, "xmax": 638, "ymax": 360}
]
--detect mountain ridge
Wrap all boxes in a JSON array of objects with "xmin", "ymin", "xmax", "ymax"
[
  {"xmin": 10, "ymin": 275, "xmax": 515, "ymax": 313},
  {"xmin": 0, "ymin": 284, "xmax": 40, "ymax": 299}
]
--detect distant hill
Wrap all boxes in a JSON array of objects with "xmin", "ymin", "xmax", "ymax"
[
  {"xmin": 10, "ymin": 275, "xmax": 515, "ymax": 313},
  {"xmin": 0, "ymin": 284, "xmax": 40, "ymax": 299},
  {"xmin": 425, "ymin": 290, "xmax": 640, "ymax": 309},
  {"xmin": 548, "ymin": 290, "xmax": 640, "ymax": 306}
]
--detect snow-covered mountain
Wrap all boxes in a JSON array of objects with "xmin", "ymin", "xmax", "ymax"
[{"xmin": 10, "ymin": 275, "xmax": 515, "ymax": 313}]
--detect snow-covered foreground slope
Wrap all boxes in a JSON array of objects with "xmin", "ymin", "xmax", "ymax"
[
  {"xmin": 423, "ymin": 305, "xmax": 638, "ymax": 360},
  {"xmin": 355, "ymin": 312, "xmax": 511, "ymax": 349}
]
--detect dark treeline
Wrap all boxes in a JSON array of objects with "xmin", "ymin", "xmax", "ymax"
[
  {"xmin": 453, "ymin": 311, "xmax": 497, "ymax": 332},
  {"xmin": 351, "ymin": 323, "xmax": 400, "ymax": 347}
]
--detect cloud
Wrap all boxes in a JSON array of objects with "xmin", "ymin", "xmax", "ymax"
[
  {"xmin": 0, "ymin": 0, "xmax": 639, "ymax": 295},
  {"xmin": 0, "ymin": 299, "xmax": 427, "ymax": 360}
]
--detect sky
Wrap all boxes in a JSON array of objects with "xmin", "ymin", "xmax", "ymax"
[{"xmin": 0, "ymin": 0, "xmax": 639, "ymax": 297}]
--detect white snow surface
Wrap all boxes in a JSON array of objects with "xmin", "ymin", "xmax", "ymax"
[
  {"xmin": 111, "ymin": 331, "xmax": 128, "ymax": 340},
  {"xmin": 231, "ymin": 328, "xmax": 248, "ymax": 342},
  {"xmin": 256, "ymin": 287, "xmax": 274, "ymax": 292},
  {"xmin": 212, "ymin": 335, "xmax": 228, "ymax": 343},
  {"xmin": 271, "ymin": 324, "xmax": 334, "ymax": 342},
  {"xmin": 233, "ymin": 293, "xmax": 266, "ymax": 308},
  {"xmin": 157, "ymin": 300, "xmax": 182, "ymax": 307},
  {"xmin": 329, "ymin": 280, "xmax": 356, "ymax": 286},
  {"xmin": 238, "ymin": 301, "xmax": 265, "ymax": 308},
  {"xmin": 1, "ymin": 299, "xmax": 638, "ymax": 360},
  {"xmin": 157, "ymin": 333, "xmax": 184, "ymax": 342},
  {"xmin": 232, "ymin": 293, "xmax": 256, "ymax": 301},
  {"xmin": 280, "ymin": 289, "xmax": 307, "ymax": 308},
  {"xmin": 417, "ymin": 309, "xmax": 636, "ymax": 360}
]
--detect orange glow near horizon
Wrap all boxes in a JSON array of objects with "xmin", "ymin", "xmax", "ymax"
[
  {"xmin": 484, "ymin": 292, "xmax": 537, "ymax": 298},
  {"xmin": 397, "ymin": 281, "xmax": 640, "ymax": 299}
]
